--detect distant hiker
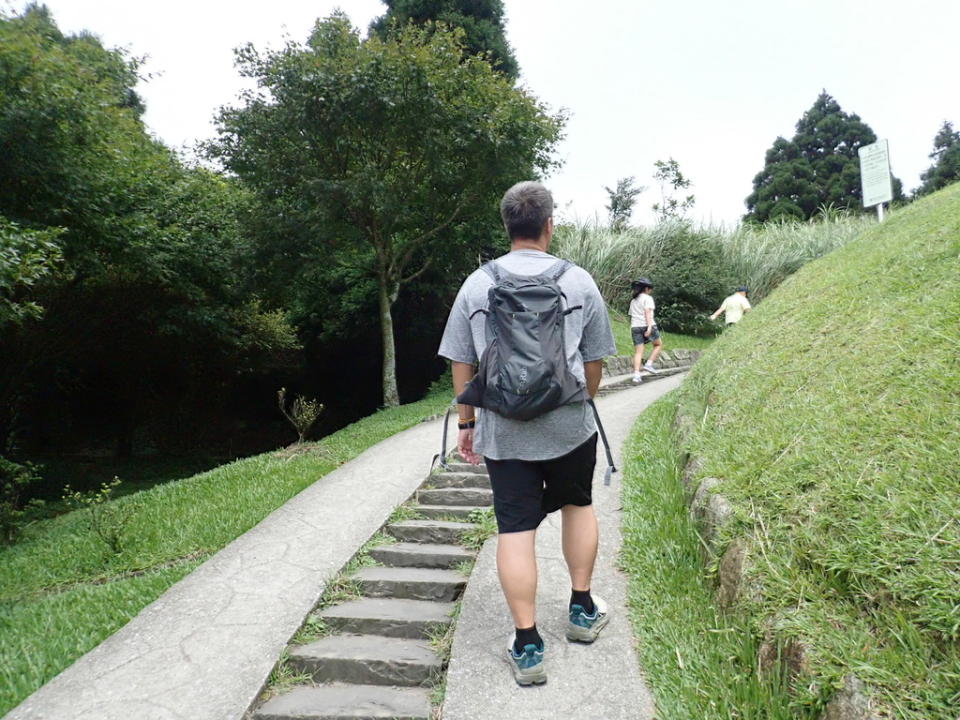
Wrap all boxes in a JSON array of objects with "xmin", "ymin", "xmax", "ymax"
[
  {"xmin": 629, "ymin": 277, "xmax": 663, "ymax": 382},
  {"xmin": 711, "ymin": 286, "xmax": 752, "ymax": 325},
  {"xmin": 438, "ymin": 181, "xmax": 616, "ymax": 686}
]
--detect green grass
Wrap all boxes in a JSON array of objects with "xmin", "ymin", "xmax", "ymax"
[
  {"xmin": 608, "ymin": 310, "xmax": 715, "ymax": 357},
  {"xmin": 0, "ymin": 377, "xmax": 454, "ymax": 715},
  {"xmin": 669, "ymin": 183, "xmax": 960, "ymax": 718},
  {"xmin": 461, "ymin": 506, "xmax": 496, "ymax": 551},
  {"xmin": 25, "ymin": 454, "xmax": 228, "ymax": 503},
  {"xmin": 621, "ymin": 396, "xmax": 800, "ymax": 719}
]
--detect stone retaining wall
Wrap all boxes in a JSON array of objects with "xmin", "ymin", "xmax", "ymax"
[
  {"xmin": 674, "ymin": 406, "xmax": 877, "ymax": 719},
  {"xmin": 603, "ymin": 349, "xmax": 701, "ymax": 377}
]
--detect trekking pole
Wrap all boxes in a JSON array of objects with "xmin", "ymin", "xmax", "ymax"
[
  {"xmin": 588, "ymin": 399, "xmax": 617, "ymax": 485},
  {"xmin": 431, "ymin": 401, "xmax": 455, "ymax": 473}
]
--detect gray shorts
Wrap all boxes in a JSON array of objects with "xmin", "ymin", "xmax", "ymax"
[{"xmin": 631, "ymin": 325, "xmax": 661, "ymax": 345}]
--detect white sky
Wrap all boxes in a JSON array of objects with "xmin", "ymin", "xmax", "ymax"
[{"xmin": 10, "ymin": 0, "xmax": 960, "ymax": 226}]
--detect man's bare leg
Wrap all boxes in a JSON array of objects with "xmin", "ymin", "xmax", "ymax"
[
  {"xmin": 496, "ymin": 530, "xmax": 538, "ymax": 628},
  {"xmin": 561, "ymin": 504, "xmax": 598, "ymax": 591}
]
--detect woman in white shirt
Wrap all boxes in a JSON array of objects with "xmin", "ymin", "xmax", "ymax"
[{"xmin": 629, "ymin": 278, "xmax": 663, "ymax": 382}]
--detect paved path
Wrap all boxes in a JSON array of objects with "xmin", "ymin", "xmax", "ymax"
[
  {"xmin": 6, "ymin": 417, "xmax": 449, "ymax": 720},
  {"xmin": 442, "ymin": 374, "xmax": 686, "ymax": 720}
]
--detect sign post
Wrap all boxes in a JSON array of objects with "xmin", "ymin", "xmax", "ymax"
[{"xmin": 859, "ymin": 139, "xmax": 893, "ymax": 221}]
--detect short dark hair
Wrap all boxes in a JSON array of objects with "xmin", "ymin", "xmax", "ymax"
[{"xmin": 500, "ymin": 181, "xmax": 553, "ymax": 240}]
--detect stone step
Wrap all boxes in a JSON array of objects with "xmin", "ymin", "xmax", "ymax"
[
  {"xmin": 416, "ymin": 487, "xmax": 493, "ymax": 507},
  {"xmin": 425, "ymin": 472, "xmax": 491, "ymax": 489},
  {"xmin": 441, "ymin": 461, "xmax": 487, "ymax": 475},
  {"xmin": 354, "ymin": 566, "xmax": 466, "ymax": 601},
  {"xmin": 369, "ymin": 542, "xmax": 473, "ymax": 569},
  {"xmin": 254, "ymin": 684, "xmax": 431, "ymax": 720},
  {"xmin": 415, "ymin": 504, "xmax": 485, "ymax": 520},
  {"xmin": 386, "ymin": 519, "xmax": 476, "ymax": 544},
  {"xmin": 288, "ymin": 635, "xmax": 441, "ymax": 686},
  {"xmin": 598, "ymin": 365, "xmax": 690, "ymax": 395},
  {"xmin": 318, "ymin": 598, "xmax": 454, "ymax": 639}
]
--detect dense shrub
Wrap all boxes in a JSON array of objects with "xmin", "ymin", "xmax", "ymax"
[
  {"xmin": 552, "ymin": 213, "xmax": 871, "ymax": 335},
  {"xmin": 0, "ymin": 456, "xmax": 44, "ymax": 543},
  {"xmin": 647, "ymin": 223, "xmax": 732, "ymax": 335}
]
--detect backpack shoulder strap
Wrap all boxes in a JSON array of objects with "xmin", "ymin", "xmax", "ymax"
[
  {"xmin": 547, "ymin": 259, "xmax": 573, "ymax": 281},
  {"xmin": 481, "ymin": 260, "xmax": 501, "ymax": 283}
]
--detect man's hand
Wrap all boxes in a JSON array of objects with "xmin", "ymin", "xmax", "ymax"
[
  {"xmin": 644, "ymin": 327, "xmax": 652, "ymax": 338},
  {"xmin": 458, "ymin": 428, "xmax": 482, "ymax": 465}
]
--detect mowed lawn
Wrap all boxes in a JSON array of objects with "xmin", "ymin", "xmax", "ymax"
[{"xmin": 0, "ymin": 382, "xmax": 454, "ymax": 715}]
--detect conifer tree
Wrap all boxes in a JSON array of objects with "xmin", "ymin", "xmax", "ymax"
[
  {"xmin": 371, "ymin": 0, "xmax": 518, "ymax": 79},
  {"xmin": 916, "ymin": 121, "xmax": 960, "ymax": 196},
  {"xmin": 745, "ymin": 92, "xmax": 902, "ymax": 222}
]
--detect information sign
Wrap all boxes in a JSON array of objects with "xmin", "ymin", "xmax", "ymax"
[{"xmin": 859, "ymin": 140, "xmax": 893, "ymax": 208}]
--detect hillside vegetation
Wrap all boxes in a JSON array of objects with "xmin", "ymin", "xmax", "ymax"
[
  {"xmin": 553, "ymin": 213, "xmax": 872, "ymax": 336},
  {"xmin": 666, "ymin": 183, "xmax": 959, "ymax": 716}
]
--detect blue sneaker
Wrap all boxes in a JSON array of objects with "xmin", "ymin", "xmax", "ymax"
[
  {"xmin": 566, "ymin": 594, "xmax": 610, "ymax": 643},
  {"xmin": 506, "ymin": 634, "xmax": 546, "ymax": 686}
]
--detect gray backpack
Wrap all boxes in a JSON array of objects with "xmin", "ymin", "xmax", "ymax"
[
  {"xmin": 455, "ymin": 259, "xmax": 617, "ymax": 482},
  {"xmin": 456, "ymin": 259, "xmax": 585, "ymax": 419}
]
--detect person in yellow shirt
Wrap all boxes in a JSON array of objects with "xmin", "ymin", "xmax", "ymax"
[{"xmin": 711, "ymin": 286, "xmax": 752, "ymax": 325}]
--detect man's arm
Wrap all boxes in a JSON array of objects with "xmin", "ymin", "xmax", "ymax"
[
  {"xmin": 584, "ymin": 359, "xmax": 603, "ymax": 398},
  {"xmin": 710, "ymin": 297, "xmax": 727, "ymax": 320},
  {"xmin": 452, "ymin": 362, "xmax": 476, "ymax": 420},
  {"xmin": 451, "ymin": 361, "xmax": 482, "ymax": 465}
]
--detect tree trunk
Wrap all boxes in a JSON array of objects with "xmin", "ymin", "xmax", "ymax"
[{"xmin": 377, "ymin": 277, "xmax": 400, "ymax": 407}]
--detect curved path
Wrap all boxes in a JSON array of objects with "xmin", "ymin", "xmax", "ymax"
[
  {"xmin": 7, "ymin": 371, "xmax": 684, "ymax": 720},
  {"xmin": 442, "ymin": 374, "xmax": 686, "ymax": 720},
  {"xmin": 6, "ymin": 416, "xmax": 452, "ymax": 720}
]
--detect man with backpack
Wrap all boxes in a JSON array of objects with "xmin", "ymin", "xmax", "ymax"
[{"xmin": 438, "ymin": 181, "xmax": 617, "ymax": 686}]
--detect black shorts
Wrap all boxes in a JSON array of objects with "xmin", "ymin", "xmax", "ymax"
[
  {"xmin": 631, "ymin": 325, "xmax": 661, "ymax": 345},
  {"xmin": 483, "ymin": 433, "xmax": 598, "ymax": 534}
]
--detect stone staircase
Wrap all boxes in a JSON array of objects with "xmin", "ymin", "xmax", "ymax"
[
  {"xmin": 251, "ymin": 459, "xmax": 492, "ymax": 720},
  {"xmin": 597, "ymin": 350, "xmax": 699, "ymax": 396},
  {"xmin": 250, "ymin": 351, "xmax": 699, "ymax": 719}
]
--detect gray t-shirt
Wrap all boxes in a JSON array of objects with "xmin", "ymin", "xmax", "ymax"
[{"xmin": 438, "ymin": 249, "xmax": 616, "ymax": 461}]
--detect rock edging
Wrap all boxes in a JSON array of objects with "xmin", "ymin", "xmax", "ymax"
[{"xmin": 674, "ymin": 408, "xmax": 879, "ymax": 719}]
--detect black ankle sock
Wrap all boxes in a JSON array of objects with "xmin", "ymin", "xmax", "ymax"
[
  {"xmin": 570, "ymin": 589, "xmax": 595, "ymax": 615},
  {"xmin": 514, "ymin": 625, "xmax": 542, "ymax": 652}
]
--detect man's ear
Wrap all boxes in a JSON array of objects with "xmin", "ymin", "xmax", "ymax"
[{"xmin": 543, "ymin": 216, "xmax": 554, "ymax": 243}]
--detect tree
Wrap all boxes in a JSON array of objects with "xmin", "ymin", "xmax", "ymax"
[
  {"xmin": 916, "ymin": 121, "xmax": 960, "ymax": 196},
  {"xmin": 209, "ymin": 15, "xmax": 563, "ymax": 406},
  {"xmin": 745, "ymin": 91, "xmax": 903, "ymax": 222},
  {"xmin": 604, "ymin": 177, "xmax": 643, "ymax": 231},
  {"xmin": 652, "ymin": 158, "xmax": 695, "ymax": 222},
  {"xmin": 0, "ymin": 6, "xmax": 299, "ymax": 459},
  {"xmin": 371, "ymin": 0, "xmax": 518, "ymax": 79},
  {"xmin": 0, "ymin": 218, "xmax": 63, "ymax": 327}
]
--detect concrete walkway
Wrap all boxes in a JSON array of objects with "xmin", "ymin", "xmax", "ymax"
[
  {"xmin": 6, "ymin": 416, "xmax": 450, "ymax": 720},
  {"xmin": 442, "ymin": 374, "xmax": 686, "ymax": 720}
]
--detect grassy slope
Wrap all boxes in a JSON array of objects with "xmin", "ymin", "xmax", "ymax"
[
  {"xmin": 0, "ymin": 380, "xmax": 453, "ymax": 715},
  {"xmin": 622, "ymin": 398, "xmax": 798, "ymax": 719},
  {"xmin": 667, "ymin": 184, "xmax": 960, "ymax": 717}
]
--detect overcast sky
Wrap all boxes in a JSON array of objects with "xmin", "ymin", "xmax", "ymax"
[{"xmin": 10, "ymin": 0, "xmax": 960, "ymax": 226}]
